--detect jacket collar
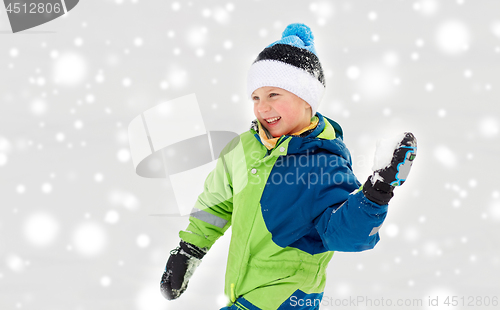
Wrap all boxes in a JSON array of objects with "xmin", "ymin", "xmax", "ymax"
[{"xmin": 250, "ymin": 112, "xmax": 348, "ymax": 159}]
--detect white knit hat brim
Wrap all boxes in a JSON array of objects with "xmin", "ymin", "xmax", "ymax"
[{"xmin": 247, "ymin": 60, "xmax": 325, "ymax": 116}]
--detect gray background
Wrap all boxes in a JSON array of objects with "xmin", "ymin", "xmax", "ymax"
[{"xmin": 1, "ymin": 0, "xmax": 499, "ymax": 309}]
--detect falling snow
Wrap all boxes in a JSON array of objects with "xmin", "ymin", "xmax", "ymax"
[
  {"xmin": 52, "ymin": 52, "xmax": 87, "ymax": 85},
  {"xmin": 435, "ymin": 20, "xmax": 471, "ymax": 55},
  {"xmin": 136, "ymin": 234, "xmax": 151, "ymax": 248},
  {"xmin": 72, "ymin": 222, "xmax": 107, "ymax": 257},
  {"xmin": 23, "ymin": 212, "xmax": 60, "ymax": 247},
  {"xmin": 100, "ymin": 275, "xmax": 112, "ymax": 287},
  {"xmin": 434, "ymin": 145, "xmax": 458, "ymax": 168},
  {"xmin": 104, "ymin": 210, "xmax": 120, "ymax": 224},
  {"xmin": 479, "ymin": 117, "xmax": 499, "ymax": 137},
  {"xmin": 1, "ymin": 1, "xmax": 499, "ymax": 309}
]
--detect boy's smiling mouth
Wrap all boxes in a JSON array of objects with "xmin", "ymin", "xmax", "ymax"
[{"xmin": 264, "ymin": 116, "xmax": 281, "ymax": 124}]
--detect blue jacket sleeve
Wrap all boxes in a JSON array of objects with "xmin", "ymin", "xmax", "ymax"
[{"xmin": 315, "ymin": 188, "xmax": 389, "ymax": 252}]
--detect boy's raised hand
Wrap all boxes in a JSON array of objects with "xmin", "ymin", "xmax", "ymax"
[
  {"xmin": 160, "ymin": 240, "xmax": 207, "ymax": 300},
  {"xmin": 363, "ymin": 132, "xmax": 417, "ymax": 205}
]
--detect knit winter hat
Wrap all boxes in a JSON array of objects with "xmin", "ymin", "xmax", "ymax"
[{"xmin": 247, "ymin": 23, "xmax": 325, "ymax": 116}]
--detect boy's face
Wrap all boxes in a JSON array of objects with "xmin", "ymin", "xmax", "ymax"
[{"xmin": 252, "ymin": 87, "xmax": 312, "ymax": 138}]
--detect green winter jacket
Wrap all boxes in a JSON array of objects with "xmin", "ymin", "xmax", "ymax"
[{"xmin": 179, "ymin": 113, "xmax": 388, "ymax": 309}]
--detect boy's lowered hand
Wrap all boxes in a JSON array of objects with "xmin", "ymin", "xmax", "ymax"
[
  {"xmin": 160, "ymin": 240, "xmax": 207, "ymax": 300},
  {"xmin": 363, "ymin": 132, "xmax": 417, "ymax": 205}
]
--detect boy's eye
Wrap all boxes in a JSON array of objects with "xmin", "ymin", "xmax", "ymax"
[
  {"xmin": 269, "ymin": 93, "xmax": 278, "ymax": 97},
  {"xmin": 252, "ymin": 96, "xmax": 259, "ymax": 101}
]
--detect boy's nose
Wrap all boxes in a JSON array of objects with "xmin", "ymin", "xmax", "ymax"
[{"xmin": 257, "ymin": 100, "xmax": 271, "ymax": 113}]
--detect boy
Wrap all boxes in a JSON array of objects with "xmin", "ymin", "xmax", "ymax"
[{"xmin": 160, "ymin": 23, "xmax": 417, "ymax": 310}]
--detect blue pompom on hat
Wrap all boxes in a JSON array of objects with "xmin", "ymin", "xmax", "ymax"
[
  {"xmin": 268, "ymin": 23, "xmax": 317, "ymax": 54},
  {"xmin": 247, "ymin": 23, "xmax": 325, "ymax": 116}
]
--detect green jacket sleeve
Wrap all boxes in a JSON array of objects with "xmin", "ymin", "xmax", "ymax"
[{"xmin": 178, "ymin": 137, "xmax": 238, "ymax": 249}]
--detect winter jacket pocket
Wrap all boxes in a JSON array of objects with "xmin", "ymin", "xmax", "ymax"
[{"xmin": 247, "ymin": 257, "xmax": 302, "ymax": 287}]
